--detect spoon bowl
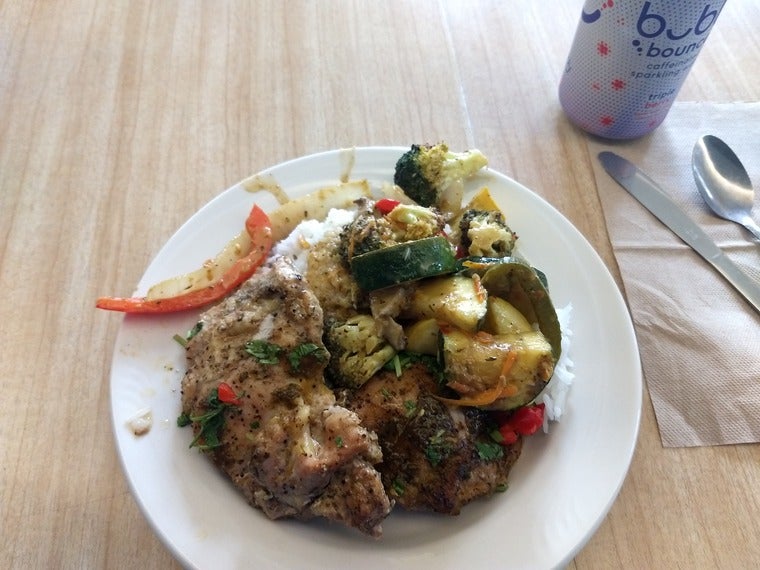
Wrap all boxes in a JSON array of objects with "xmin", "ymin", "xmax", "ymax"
[{"xmin": 692, "ymin": 134, "xmax": 760, "ymax": 241}]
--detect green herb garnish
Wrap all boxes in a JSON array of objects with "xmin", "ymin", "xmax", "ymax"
[
  {"xmin": 287, "ymin": 342, "xmax": 329, "ymax": 371},
  {"xmin": 177, "ymin": 388, "xmax": 234, "ymax": 451},
  {"xmin": 244, "ymin": 339, "xmax": 284, "ymax": 364},
  {"xmin": 386, "ymin": 354, "xmax": 403, "ymax": 376},
  {"xmin": 186, "ymin": 321, "xmax": 203, "ymax": 341},
  {"xmin": 245, "ymin": 339, "xmax": 328, "ymax": 371},
  {"xmin": 475, "ymin": 441, "xmax": 504, "ymax": 461},
  {"xmin": 173, "ymin": 321, "xmax": 204, "ymax": 348},
  {"xmin": 383, "ymin": 351, "xmax": 446, "ymax": 383},
  {"xmin": 424, "ymin": 429, "xmax": 452, "ymax": 467},
  {"xmin": 489, "ymin": 428, "xmax": 505, "ymax": 444},
  {"xmin": 335, "ymin": 436, "xmax": 344, "ymax": 448}
]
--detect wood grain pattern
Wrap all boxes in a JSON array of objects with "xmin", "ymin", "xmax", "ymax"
[{"xmin": 1, "ymin": 1, "xmax": 758, "ymax": 568}]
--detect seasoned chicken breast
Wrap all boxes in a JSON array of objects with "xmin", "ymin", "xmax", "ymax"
[
  {"xmin": 305, "ymin": 229, "xmax": 364, "ymax": 323},
  {"xmin": 344, "ymin": 363, "xmax": 523, "ymax": 514},
  {"xmin": 181, "ymin": 256, "xmax": 392, "ymax": 536}
]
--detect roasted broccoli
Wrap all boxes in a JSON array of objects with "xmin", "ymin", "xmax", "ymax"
[
  {"xmin": 393, "ymin": 143, "xmax": 488, "ymax": 209},
  {"xmin": 339, "ymin": 207, "xmax": 397, "ymax": 263},
  {"xmin": 458, "ymin": 209, "xmax": 517, "ymax": 257},
  {"xmin": 385, "ymin": 203, "xmax": 445, "ymax": 241},
  {"xmin": 339, "ymin": 200, "xmax": 445, "ymax": 264},
  {"xmin": 324, "ymin": 315, "xmax": 397, "ymax": 388}
]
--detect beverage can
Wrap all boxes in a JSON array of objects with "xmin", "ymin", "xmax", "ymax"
[{"xmin": 559, "ymin": 1, "xmax": 727, "ymax": 139}]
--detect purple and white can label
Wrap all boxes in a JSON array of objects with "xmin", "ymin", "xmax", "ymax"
[{"xmin": 559, "ymin": 1, "xmax": 726, "ymax": 139}]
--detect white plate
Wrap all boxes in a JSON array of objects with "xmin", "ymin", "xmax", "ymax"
[{"xmin": 109, "ymin": 147, "xmax": 642, "ymax": 570}]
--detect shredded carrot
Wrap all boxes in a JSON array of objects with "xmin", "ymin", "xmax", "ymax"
[
  {"xmin": 475, "ymin": 330, "xmax": 494, "ymax": 344},
  {"xmin": 472, "ymin": 273, "xmax": 486, "ymax": 304},
  {"xmin": 461, "ymin": 259, "xmax": 490, "ymax": 272},
  {"xmin": 498, "ymin": 350, "xmax": 518, "ymax": 382},
  {"xmin": 436, "ymin": 349, "xmax": 519, "ymax": 407}
]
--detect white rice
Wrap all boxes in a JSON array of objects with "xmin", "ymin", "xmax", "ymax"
[
  {"xmin": 269, "ymin": 208, "xmax": 356, "ymax": 274},
  {"xmin": 541, "ymin": 303, "xmax": 574, "ymax": 430}
]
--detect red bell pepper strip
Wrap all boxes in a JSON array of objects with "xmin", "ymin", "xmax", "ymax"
[
  {"xmin": 509, "ymin": 403, "xmax": 545, "ymax": 435},
  {"xmin": 96, "ymin": 205, "xmax": 273, "ymax": 314},
  {"xmin": 497, "ymin": 403, "xmax": 545, "ymax": 445},
  {"xmin": 374, "ymin": 198, "xmax": 400, "ymax": 215},
  {"xmin": 217, "ymin": 382, "xmax": 242, "ymax": 406}
]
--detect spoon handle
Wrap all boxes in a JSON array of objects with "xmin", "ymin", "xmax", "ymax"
[{"xmin": 741, "ymin": 217, "xmax": 760, "ymax": 242}]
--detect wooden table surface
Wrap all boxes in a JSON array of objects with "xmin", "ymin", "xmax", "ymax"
[{"xmin": 2, "ymin": 1, "xmax": 759, "ymax": 568}]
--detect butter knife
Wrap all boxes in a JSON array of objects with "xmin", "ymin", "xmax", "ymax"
[{"xmin": 598, "ymin": 151, "xmax": 760, "ymax": 314}]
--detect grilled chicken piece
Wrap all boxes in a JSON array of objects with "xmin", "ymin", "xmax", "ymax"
[
  {"xmin": 305, "ymin": 230, "xmax": 364, "ymax": 323},
  {"xmin": 181, "ymin": 256, "xmax": 392, "ymax": 536},
  {"xmin": 344, "ymin": 363, "xmax": 522, "ymax": 514}
]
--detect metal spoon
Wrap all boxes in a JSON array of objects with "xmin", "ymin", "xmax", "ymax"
[{"xmin": 692, "ymin": 134, "xmax": 760, "ymax": 241}]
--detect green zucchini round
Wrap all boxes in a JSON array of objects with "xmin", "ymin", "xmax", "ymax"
[{"xmin": 350, "ymin": 236, "xmax": 457, "ymax": 291}]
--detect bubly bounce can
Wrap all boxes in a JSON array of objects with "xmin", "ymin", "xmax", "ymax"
[{"xmin": 559, "ymin": 1, "xmax": 726, "ymax": 139}]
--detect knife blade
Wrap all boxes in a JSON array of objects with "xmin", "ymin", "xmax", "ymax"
[{"xmin": 598, "ymin": 151, "xmax": 760, "ymax": 314}]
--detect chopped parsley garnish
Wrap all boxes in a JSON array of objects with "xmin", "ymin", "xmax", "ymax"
[
  {"xmin": 187, "ymin": 321, "xmax": 203, "ymax": 340},
  {"xmin": 244, "ymin": 339, "xmax": 283, "ymax": 364},
  {"xmin": 403, "ymin": 400, "xmax": 417, "ymax": 417},
  {"xmin": 383, "ymin": 351, "xmax": 446, "ymax": 384},
  {"xmin": 392, "ymin": 478, "xmax": 406, "ymax": 496},
  {"xmin": 335, "ymin": 436, "xmax": 344, "ymax": 448},
  {"xmin": 173, "ymin": 321, "xmax": 204, "ymax": 348},
  {"xmin": 489, "ymin": 427, "xmax": 505, "ymax": 443},
  {"xmin": 177, "ymin": 387, "xmax": 236, "ymax": 451},
  {"xmin": 244, "ymin": 339, "xmax": 328, "ymax": 371},
  {"xmin": 287, "ymin": 342, "xmax": 329, "ymax": 371},
  {"xmin": 475, "ymin": 441, "xmax": 504, "ymax": 461},
  {"xmin": 424, "ymin": 429, "xmax": 452, "ymax": 467},
  {"xmin": 386, "ymin": 354, "xmax": 404, "ymax": 376}
]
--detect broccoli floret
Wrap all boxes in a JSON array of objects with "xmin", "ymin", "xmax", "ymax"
[
  {"xmin": 339, "ymin": 201, "xmax": 445, "ymax": 264},
  {"xmin": 393, "ymin": 143, "xmax": 488, "ymax": 209},
  {"xmin": 459, "ymin": 209, "xmax": 517, "ymax": 257},
  {"xmin": 339, "ymin": 209, "xmax": 396, "ymax": 263},
  {"xmin": 324, "ymin": 315, "xmax": 397, "ymax": 388},
  {"xmin": 385, "ymin": 203, "xmax": 445, "ymax": 241}
]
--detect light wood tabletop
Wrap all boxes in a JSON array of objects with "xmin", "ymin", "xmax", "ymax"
[{"xmin": 2, "ymin": 1, "xmax": 759, "ymax": 568}]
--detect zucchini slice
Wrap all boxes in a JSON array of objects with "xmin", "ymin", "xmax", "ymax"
[
  {"xmin": 479, "ymin": 259, "xmax": 562, "ymax": 361},
  {"xmin": 349, "ymin": 236, "xmax": 457, "ymax": 291},
  {"xmin": 441, "ymin": 327, "xmax": 555, "ymax": 410},
  {"xmin": 404, "ymin": 318, "xmax": 440, "ymax": 355},
  {"xmin": 401, "ymin": 274, "xmax": 488, "ymax": 333},
  {"xmin": 482, "ymin": 296, "xmax": 533, "ymax": 335}
]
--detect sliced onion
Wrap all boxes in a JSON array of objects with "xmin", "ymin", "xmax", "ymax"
[
  {"xmin": 267, "ymin": 180, "xmax": 371, "ymax": 241},
  {"xmin": 145, "ymin": 229, "xmax": 253, "ymax": 300}
]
